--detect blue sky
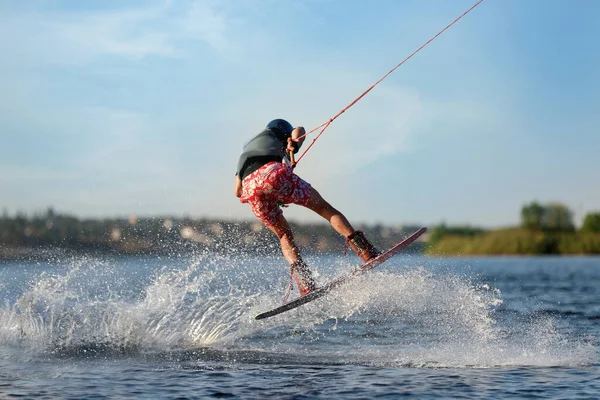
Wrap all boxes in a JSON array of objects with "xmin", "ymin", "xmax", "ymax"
[{"xmin": 1, "ymin": 0, "xmax": 599, "ymax": 228}]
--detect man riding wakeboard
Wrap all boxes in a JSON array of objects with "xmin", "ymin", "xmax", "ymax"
[{"xmin": 234, "ymin": 119, "xmax": 380, "ymax": 296}]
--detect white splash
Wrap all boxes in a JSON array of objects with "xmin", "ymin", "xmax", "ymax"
[{"xmin": 0, "ymin": 256, "xmax": 595, "ymax": 368}]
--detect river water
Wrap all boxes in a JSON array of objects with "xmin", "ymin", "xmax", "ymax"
[{"xmin": 0, "ymin": 252, "xmax": 598, "ymax": 398}]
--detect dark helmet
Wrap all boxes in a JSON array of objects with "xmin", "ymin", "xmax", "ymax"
[{"xmin": 266, "ymin": 119, "xmax": 294, "ymax": 137}]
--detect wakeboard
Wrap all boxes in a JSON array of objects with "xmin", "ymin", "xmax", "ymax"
[{"xmin": 255, "ymin": 227, "xmax": 427, "ymax": 320}]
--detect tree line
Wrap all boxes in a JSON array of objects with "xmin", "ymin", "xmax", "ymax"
[
  {"xmin": 0, "ymin": 208, "xmax": 424, "ymax": 260},
  {"xmin": 427, "ymin": 202, "xmax": 600, "ymax": 255}
]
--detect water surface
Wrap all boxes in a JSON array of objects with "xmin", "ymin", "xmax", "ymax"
[{"xmin": 0, "ymin": 253, "xmax": 598, "ymax": 398}]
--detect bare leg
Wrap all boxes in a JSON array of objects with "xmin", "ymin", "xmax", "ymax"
[
  {"xmin": 266, "ymin": 214, "xmax": 301, "ymax": 264},
  {"xmin": 305, "ymin": 189, "xmax": 379, "ymax": 261},
  {"xmin": 304, "ymin": 188, "xmax": 355, "ymax": 237},
  {"xmin": 265, "ymin": 214, "xmax": 315, "ymax": 295}
]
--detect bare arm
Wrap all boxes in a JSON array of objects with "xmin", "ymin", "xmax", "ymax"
[
  {"xmin": 234, "ymin": 175, "xmax": 242, "ymax": 198},
  {"xmin": 287, "ymin": 126, "xmax": 306, "ymax": 153}
]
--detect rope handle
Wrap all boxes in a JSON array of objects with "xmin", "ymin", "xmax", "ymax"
[{"xmin": 287, "ymin": 137, "xmax": 297, "ymax": 168}]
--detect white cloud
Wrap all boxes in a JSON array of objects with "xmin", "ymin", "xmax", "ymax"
[
  {"xmin": 0, "ymin": 1, "xmax": 242, "ymax": 65},
  {"xmin": 0, "ymin": 10, "xmax": 164, "ymax": 65}
]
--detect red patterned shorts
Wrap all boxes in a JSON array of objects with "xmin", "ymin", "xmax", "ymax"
[{"xmin": 240, "ymin": 162, "xmax": 312, "ymax": 227}]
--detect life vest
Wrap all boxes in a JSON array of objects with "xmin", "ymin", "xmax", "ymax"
[{"xmin": 236, "ymin": 128, "xmax": 289, "ymax": 178}]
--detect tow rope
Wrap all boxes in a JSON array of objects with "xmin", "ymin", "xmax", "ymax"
[{"xmin": 289, "ymin": 0, "xmax": 485, "ymax": 167}]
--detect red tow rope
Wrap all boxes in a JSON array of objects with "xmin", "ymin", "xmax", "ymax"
[{"xmin": 291, "ymin": 0, "xmax": 485, "ymax": 167}]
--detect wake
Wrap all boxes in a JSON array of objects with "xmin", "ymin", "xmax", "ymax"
[{"xmin": 0, "ymin": 254, "xmax": 594, "ymax": 367}]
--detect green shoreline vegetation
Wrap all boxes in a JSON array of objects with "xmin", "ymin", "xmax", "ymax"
[{"xmin": 426, "ymin": 202, "xmax": 600, "ymax": 256}]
